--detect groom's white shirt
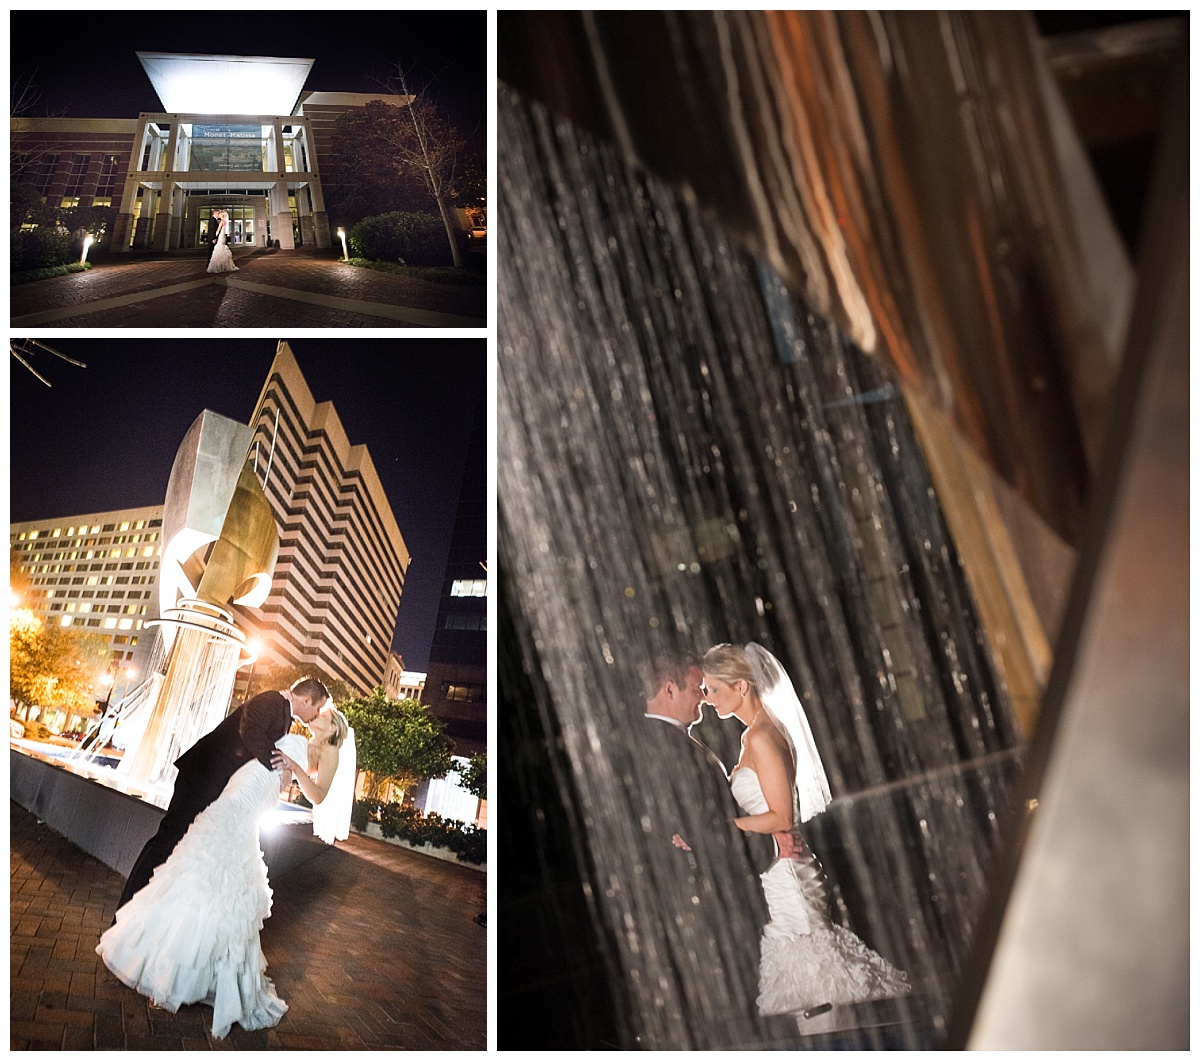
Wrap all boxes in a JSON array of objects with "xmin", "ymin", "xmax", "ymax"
[{"xmin": 645, "ymin": 713, "xmax": 685, "ymax": 728}]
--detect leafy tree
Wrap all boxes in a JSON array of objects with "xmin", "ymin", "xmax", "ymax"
[
  {"xmin": 10, "ymin": 182, "xmax": 58, "ymax": 231},
  {"xmin": 342, "ymin": 687, "xmax": 454, "ymax": 801},
  {"xmin": 461, "ymin": 753, "xmax": 486, "ymax": 801},
  {"xmin": 60, "ymin": 204, "xmax": 114, "ymax": 241},
  {"xmin": 10, "ymin": 606, "xmax": 108, "ymax": 715}
]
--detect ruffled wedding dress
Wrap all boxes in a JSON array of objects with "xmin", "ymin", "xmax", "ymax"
[
  {"xmin": 207, "ymin": 221, "xmax": 238, "ymax": 274},
  {"xmin": 96, "ymin": 734, "xmax": 307, "ymax": 1037},
  {"xmin": 731, "ymin": 767, "xmax": 910, "ymax": 1017}
]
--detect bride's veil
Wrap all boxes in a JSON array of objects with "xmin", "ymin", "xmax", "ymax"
[{"xmin": 745, "ymin": 642, "xmax": 831, "ymax": 822}]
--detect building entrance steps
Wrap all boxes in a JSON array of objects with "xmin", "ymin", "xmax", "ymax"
[
  {"xmin": 10, "ymin": 802, "xmax": 487, "ymax": 1050},
  {"xmin": 10, "ymin": 250, "xmax": 486, "ymax": 329}
]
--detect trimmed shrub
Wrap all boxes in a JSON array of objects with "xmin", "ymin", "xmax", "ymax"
[
  {"xmin": 343, "ymin": 258, "xmax": 484, "ymax": 285},
  {"xmin": 12, "ymin": 261, "xmax": 92, "ymax": 286},
  {"xmin": 12, "ymin": 228, "xmax": 72, "ymax": 271},
  {"xmin": 346, "ymin": 211, "xmax": 453, "ymax": 267},
  {"xmin": 352, "ymin": 799, "xmax": 486, "ymax": 864}
]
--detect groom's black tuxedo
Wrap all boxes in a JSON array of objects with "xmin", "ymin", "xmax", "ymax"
[
  {"xmin": 639, "ymin": 717, "xmax": 772, "ymax": 915},
  {"xmin": 116, "ymin": 690, "xmax": 293, "ymax": 910},
  {"xmin": 205, "ymin": 214, "xmax": 222, "ymax": 255}
]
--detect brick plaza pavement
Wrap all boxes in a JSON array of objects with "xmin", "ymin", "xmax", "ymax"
[
  {"xmin": 10, "ymin": 249, "xmax": 486, "ymax": 329},
  {"xmin": 10, "ymin": 803, "xmax": 487, "ymax": 1050}
]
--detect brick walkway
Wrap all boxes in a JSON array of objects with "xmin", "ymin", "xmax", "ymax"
[
  {"xmin": 10, "ymin": 803, "xmax": 487, "ymax": 1050},
  {"xmin": 10, "ymin": 249, "xmax": 487, "ymax": 329}
]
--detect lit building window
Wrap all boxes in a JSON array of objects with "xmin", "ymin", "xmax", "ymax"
[
  {"xmin": 61, "ymin": 616, "xmax": 73, "ymax": 627},
  {"xmin": 451, "ymin": 579, "xmax": 487, "ymax": 597},
  {"xmin": 119, "ymin": 619, "xmax": 133, "ymax": 630},
  {"xmin": 104, "ymin": 618, "xmax": 117, "ymax": 629},
  {"xmin": 443, "ymin": 682, "xmax": 486, "ymax": 703},
  {"xmin": 120, "ymin": 522, "xmax": 130, "ymax": 531},
  {"xmin": 142, "ymin": 546, "xmax": 154, "ymax": 557},
  {"xmin": 61, "ymin": 196, "xmax": 81, "ymax": 209}
]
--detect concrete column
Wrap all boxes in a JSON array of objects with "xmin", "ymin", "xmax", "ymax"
[
  {"xmin": 298, "ymin": 210, "xmax": 315, "ymax": 246},
  {"xmin": 152, "ymin": 179, "xmax": 175, "ymax": 251},
  {"xmin": 300, "ymin": 120, "xmax": 332, "ymax": 248},
  {"xmin": 269, "ymin": 178, "xmax": 294, "ymax": 250},
  {"xmin": 168, "ymin": 186, "xmax": 185, "ymax": 249},
  {"xmin": 312, "ymin": 210, "xmax": 332, "ymax": 249},
  {"xmin": 133, "ymin": 189, "xmax": 155, "ymax": 250},
  {"xmin": 114, "ymin": 176, "xmax": 141, "ymax": 254},
  {"xmin": 267, "ymin": 119, "xmax": 284, "ymax": 171}
]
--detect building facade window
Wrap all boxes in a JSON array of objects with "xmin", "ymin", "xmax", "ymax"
[
  {"xmin": 451, "ymin": 579, "xmax": 487, "ymax": 597},
  {"xmin": 35, "ymin": 154, "xmax": 59, "ymax": 195},
  {"xmin": 442, "ymin": 682, "xmax": 485, "ymax": 703},
  {"xmin": 64, "ymin": 154, "xmax": 89, "ymax": 196}
]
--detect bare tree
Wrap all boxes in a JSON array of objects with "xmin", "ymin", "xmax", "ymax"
[
  {"xmin": 10, "ymin": 69, "xmax": 61, "ymax": 180},
  {"xmin": 376, "ymin": 65, "xmax": 479, "ymax": 268}
]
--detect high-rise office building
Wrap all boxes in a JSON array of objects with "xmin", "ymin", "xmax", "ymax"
[
  {"xmin": 235, "ymin": 343, "xmax": 410, "ymax": 694},
  {"xmin": 9, "ymin": 505, "xmax": 165, "ymax": 702},
  {"xmin": 421, "ymin": 395, "xmax": 485, "ymax": 757}
]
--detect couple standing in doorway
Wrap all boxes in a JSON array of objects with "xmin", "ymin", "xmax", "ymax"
[{"xmin": 206, "ymin": 208, "xmax": 238, "ymax": 274}]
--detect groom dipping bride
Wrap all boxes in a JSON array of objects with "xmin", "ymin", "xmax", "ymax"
[{"xmin": 97, "ymin": 677, "xmax": 357, "ymax": 1038}]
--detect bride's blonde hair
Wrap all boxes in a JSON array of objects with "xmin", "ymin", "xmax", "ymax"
[
  {"xmin": 327, "ymin": 707, "xmax": 350, "ymax": 748},
  {"xmin": 702, "ymin": 643, "xmax": 754, "ymax": 687}
]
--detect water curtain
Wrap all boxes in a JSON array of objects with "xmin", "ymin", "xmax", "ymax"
[{"xmin": 499, "ymin": 87, "xmax": 1022, "ymax": 1048}]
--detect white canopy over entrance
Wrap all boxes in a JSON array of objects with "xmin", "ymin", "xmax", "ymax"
[{"xmin": 136, "ymin": 53, "xmax": 314, "ymax": 115}]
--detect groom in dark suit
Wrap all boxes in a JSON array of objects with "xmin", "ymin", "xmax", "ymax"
[
  {"xmin": 635, "ymin": 653, "xmax": 772, "ymax": 1047},
  {"xmin": 116, "ymin": 677, "xmax": 330, "ymax": 910},
  {"xmin": 205, "ymin": 208, "xmax": 222, "ymax": 259}
]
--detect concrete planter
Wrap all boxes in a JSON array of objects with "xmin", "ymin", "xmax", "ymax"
[{"xmin": 357, "ymin": 822, "xmax": 486, "ymax": 873}]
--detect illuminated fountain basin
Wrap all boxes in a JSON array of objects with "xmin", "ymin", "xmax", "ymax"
[{"xmin": 11, "ymin": 737, "xmax": 323, "ymax": 883}]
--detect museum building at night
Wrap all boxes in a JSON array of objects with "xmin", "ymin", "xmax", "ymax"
[{"xmin": 12, "ymin": 52, "xmax": 407, "ymax": 253}]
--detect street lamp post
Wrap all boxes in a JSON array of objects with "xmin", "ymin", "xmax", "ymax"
[{"xmin": 99, "ymin": 659, "xmax": 136, "ymax": 712}]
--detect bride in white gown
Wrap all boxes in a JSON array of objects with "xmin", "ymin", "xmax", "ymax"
[
  {"xmin": 96, "ymin": 708, "xmax": 356, "ymax": 1038},
  {"xmin": 702, "ymin": 643, "xmax": 909, "ymax": 1019},
  {"xmin": 206, "ymin": 209, "xmax": 238, "ymax": 274}
]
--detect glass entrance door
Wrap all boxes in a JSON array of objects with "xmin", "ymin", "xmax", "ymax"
[{"xmin": 199, "ymin": 202, "xmax": 258, "ymax": 245}]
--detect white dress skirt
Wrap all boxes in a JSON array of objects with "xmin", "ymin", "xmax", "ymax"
[
  {"xmin": 207, "ymin": 226, "xmax": 238, "ymax": 274},
  {"xmin": 731, "ymin": 767, "xmax": 910, "ymax": 1016},
  {"xmin": 96, "ymin": 733, "xmax": 308, "ymax": 1037}
]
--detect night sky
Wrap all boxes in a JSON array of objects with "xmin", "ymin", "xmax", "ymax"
[
  {"xmin": 10, "ymin": 9, "xmax": 485, "ymax": 132},
  {"xmin": 8, "ymin": 339, "xmax": 486, "ymax": 673}
]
